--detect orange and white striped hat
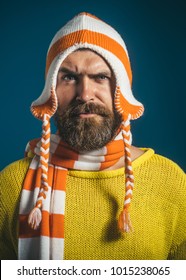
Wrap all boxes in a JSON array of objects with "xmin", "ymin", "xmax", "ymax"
[
  {"xmin": 30, "ymin": 12, "xmax": 144, "ymax": 233},
  {"xmin": 31, "ymin": 12, "xmax": 144, "ymax": 120}
]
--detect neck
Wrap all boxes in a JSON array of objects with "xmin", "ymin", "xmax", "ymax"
[{"xmin": 104, "ymin": 146, "xmax": 145, "ymax": 170}]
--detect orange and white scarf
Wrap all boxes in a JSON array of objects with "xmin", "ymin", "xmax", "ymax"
[{"xmin": 18, "ymin": 132, "xmax": 125, "ymax": 259}]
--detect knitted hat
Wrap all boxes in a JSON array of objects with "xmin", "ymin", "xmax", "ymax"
[{"xmin": 29, "ymin": 12, "xmax": 144, "ymax": 233}]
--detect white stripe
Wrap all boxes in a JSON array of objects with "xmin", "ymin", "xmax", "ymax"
[
  {"xmin": 43, "ymin": 120, "xmax": 49, "ymax": 126},
  {"xmin": 50, "ymin": 140, "xmax": 61, "ymax": 154},
  {"xmin": 124, "ymin": 139, "xmax": 130, "ymax": 146},
  {"xmin": 55, "ymin": 166, "xmax": 67, "ymax": 170},
  {"xmin": 124, "ymin": 198, "xmax": 131, "ymax": 205},
  {"xmin": 125, "ymin": 147, "xmax": 130, "ymax": 153},
  {"xmin": 124, "ymin": 119, "xmax": 130, "ymax": 127},
  {"xmin": 126, "ymin": 181, "xmax": 131, "ymax": 187},
  {"xmin": 40, "ymin": 156, "xmax": 48, "ymax": 163},
  {"xmin": 41, "ymin": 165, "xmax": 48, "ymax": 172},
  {"xmin": 41, "ymin": 173, "xmax": 47, "ymax": 179},
  {"xmin": 127, "ymin": 156, "xmax": 132, "ymax": 161},
  {"xmin": 49, "ymin": 14, "xmax": 128, "ymax": 55},
  {"xmin": 50, "ymin": 190, "xmax": 66, "ymax": 215},
  {"xmin": 50, "ymin": 134, "xmax": 61, "ymax": 143},
  {"xmin": 50, "ymin": 238, "xmax": 64, "ymax": 260},
  {"xmin": 125, "ymin": 189, "xmax": 133, "ymax": 196},
  {"xmin": 41, "ymin": 187, "xmax": 51, "ymax": 212},
  {"xmin": 25, "ymin": 142, "xmax": 30, "ymax": 153},
  {"xmin": 40, "ymin": 147, "xmax": 49, "ymax": 154},
  {"xmin": 80, "ymin": 146, "xmax": 107, "ymax": 156},
  {"xmin": 29, "ymin": 156, "xmax": 39, "ymax": 169},
  {"xmin": 78, "ymin": 154, "xmax": 105, "ymax": 163},
  {"xmin": 41, "ymin": 137, "xmax": 50, "ymax": 144},
  {"xmin": 40, "ymin": 236, "xmax": 50, "ymax": 259},
  {"xmin": 42, "ymin": 128, "xmax": 50, "ymax": 135},
  {"xmin": 19, "ymin": 188, "xmax": 40, "ymax": 215},
  {"xmin": 19, "ymin": 236, "xmax": 64, "ymax": 260},
  {"xmin": 114, "ymin": 131, "xmax": 123, "ymax": 140},
  {"xmin": 74, "ymin": 160, "xmax": 101, "ymax": 170},
  {"xmin": 127, "ymin": 165, "xmax": 133, "ymax": 171},
  {"xmin": 123, "ymin": 130, "xmax": 131, "ymax": 137},
  {"xmin": 127, "ymin": 174, "xmax": 134, "ymax": 180},
  {"xmin": 18, "ymin": 237, "xmax": 40, "ymax": 260}
]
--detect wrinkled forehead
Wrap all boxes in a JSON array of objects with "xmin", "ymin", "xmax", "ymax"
[{"xmin": 59, "ymin": 48, "xmax": 114, "ymax": 76}]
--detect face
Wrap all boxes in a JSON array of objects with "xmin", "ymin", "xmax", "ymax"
[
  {"xmin": 56, "ymin": 49, "xmax": 115, "ymax": 114},
  {"xmin": 54, "ymin": 49, "xmax": 122, "ymax": 151}
]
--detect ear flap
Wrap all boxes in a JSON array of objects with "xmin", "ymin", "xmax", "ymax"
[{"xmin": 31, "ymin": 88, "xmax": 58, "ymax": 120}]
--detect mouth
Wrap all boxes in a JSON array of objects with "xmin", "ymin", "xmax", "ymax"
[{"xmin": 78, "ymin": 113, "xmax": 98, "ymax": 118}]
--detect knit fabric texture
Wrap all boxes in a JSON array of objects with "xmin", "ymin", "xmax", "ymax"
[{"xmin": 1, "ymin": 149, "xmax": 186, "ymax": 260}]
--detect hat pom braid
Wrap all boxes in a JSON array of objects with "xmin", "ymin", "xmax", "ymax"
[
  {"xmin": 28, "ymin": 113, "xmax": 51, "ymax": 230},
  {"xmin": 118, "ymin": 114, "xmax": 134, "ymax": 233}
]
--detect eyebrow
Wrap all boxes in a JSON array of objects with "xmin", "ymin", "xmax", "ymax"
[
  {"xmin": 58, "ymin": 67, "xmax": 78, "ymax": 76},
  {"xmin": 58, "ymin": 67, "xmax": 112, "ymax": 77}
]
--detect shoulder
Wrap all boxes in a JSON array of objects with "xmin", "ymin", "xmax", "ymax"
[
  {"xmin": 0, "ymin": 158, "xmax": 31, "ymax": 192},
  {"xmin": 149, "ymin": 153, "xmax": 185, "ymax": 177},
  {"xmin": 138, "ymin": 151, "xmax": 186, "ymax": 195},
  {"xmin": 1, "ymin": 157, "xmax": 31, "ymax": 175},
  {"xmin": 133, "ymin": 147, "xmax": 186, "ymax": 190}
]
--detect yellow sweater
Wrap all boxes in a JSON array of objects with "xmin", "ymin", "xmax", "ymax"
[{"xmin": 0, "ymin": 149, "xmax": 186, "ymax": 260}]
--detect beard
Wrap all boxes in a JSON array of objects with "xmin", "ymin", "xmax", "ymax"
[{"xmin": 54, "ymin": 100, "xmax": 122, "ymax": 152}]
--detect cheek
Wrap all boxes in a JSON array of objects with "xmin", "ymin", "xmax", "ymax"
[
  {"xmin": 99, "ymin": 89, "xmax": 114, "ymax": 111},
  {"xmin": 56, "ymin": 87, "xmax": 75, "ymax": 112}
]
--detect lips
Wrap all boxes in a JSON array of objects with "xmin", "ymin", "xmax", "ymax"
[{"xmin": 67, "ymin": 101, "xmax": 111, "ymax": 119}]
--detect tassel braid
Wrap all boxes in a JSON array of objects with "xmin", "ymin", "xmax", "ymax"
[
  {"xmin": 118, "ymin": 114, "xmax": 134, "ymax": 233},
  {"xmin": 28, "ymin": 113, "xmax": 51, "ymax": 229}
]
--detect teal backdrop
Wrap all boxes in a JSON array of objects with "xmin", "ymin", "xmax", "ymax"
[{"xmin": 0, "ymin": 0, "xmax": 186, "ymax": 171}]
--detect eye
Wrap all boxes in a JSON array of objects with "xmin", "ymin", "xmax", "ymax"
[
  {"xmin": 97, "ymin": 75, "xmax": 108, "ymax": 80},
  {"xmin": 62, "ymin": 74, "xmax": 77, "ymax": 82},
  {"xmin": 95, "ymin": 74, "xmax": 110, "ymax": 82}
]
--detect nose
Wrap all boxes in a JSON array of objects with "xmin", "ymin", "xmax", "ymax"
[{"xmin": 76, "ymin": 77, "xmax": 94, "ymax": 102}]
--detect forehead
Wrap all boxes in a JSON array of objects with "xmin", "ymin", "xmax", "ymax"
[{"xmin": 60, "ymin": 49, "xmax": 112, "ymax": 73}]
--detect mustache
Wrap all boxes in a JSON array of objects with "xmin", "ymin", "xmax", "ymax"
[{"xmin": 60, "ymin": 101, "xmax": 113, "ymax": 118}]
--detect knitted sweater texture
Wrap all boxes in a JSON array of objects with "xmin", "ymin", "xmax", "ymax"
[{"xmin": 0, "ymin": 149, "xmax": 186, "ymax": 260}]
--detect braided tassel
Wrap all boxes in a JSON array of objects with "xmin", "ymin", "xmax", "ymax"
[
  {"xmin": 28, "ymin": 114, "xmax": 51, "ymax": 230},
  {"xmin": 118, "ymin": 114, "xmax": 134, "ymax": 233}
]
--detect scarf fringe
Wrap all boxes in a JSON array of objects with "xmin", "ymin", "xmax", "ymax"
[
  {"xmin": 118, "ymin": 208, "xmax": 133, "ymax": 233},
  {"xmin": 28, "ymin": 207, "xmax": 42, "ymax": 230}
]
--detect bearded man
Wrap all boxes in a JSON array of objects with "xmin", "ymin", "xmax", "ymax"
[{"xmin": 0, "ymin": 12, "xmax": 186, "ymax": 260}]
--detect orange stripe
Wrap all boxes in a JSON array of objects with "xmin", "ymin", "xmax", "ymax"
[
  {"xmin": 19, "ymin": 214, "xmax": 40, "ymax": 238},
  {"xmin": 23, "ymin": 169, "xmax": 38, "ymax": 191},
  {"xmin": 106, "ymin": 139, "xmax": 124, "ymax": 154},
  {"xmin": 55, "ymin": 142, "xmax": 79, "ymax": 160},
  {"xmin": 23, "ymin": 166, "xmax": 55, "ymax": 191},
  {"xmin": 46, "ymin": 30, "xmax": 132, "ymax": 84},
  {"xmin": 104, "ymin": 151, "xmax": 124, "ymax": 162},
  {"xmin": 50, "ymin": 213, "xmax": 64, "ymax": 238},
  {"xmin": 20, "ymin": 212, "xmax": 64, "ymax": 238},
  {"xmin": 40, "ymin": 211, "xmax": 64, "ymax": 238},
  {"xmin": 100, "ymin": 160, "xmax": 118, "ymax": 170}
]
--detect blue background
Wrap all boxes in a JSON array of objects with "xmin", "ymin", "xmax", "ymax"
[{"xmin": 0, "ymin": 0, "xmax": 186, "ymax": 171}]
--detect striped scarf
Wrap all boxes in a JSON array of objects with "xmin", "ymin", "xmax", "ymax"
[{"xmin": 18, "ymin": 132, "xmax": 125, "ymax": 260}]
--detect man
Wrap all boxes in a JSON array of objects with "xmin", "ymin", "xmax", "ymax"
[{"xmin": 0, "ymin": 12, "xmax": 186, "ymax": 260}]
